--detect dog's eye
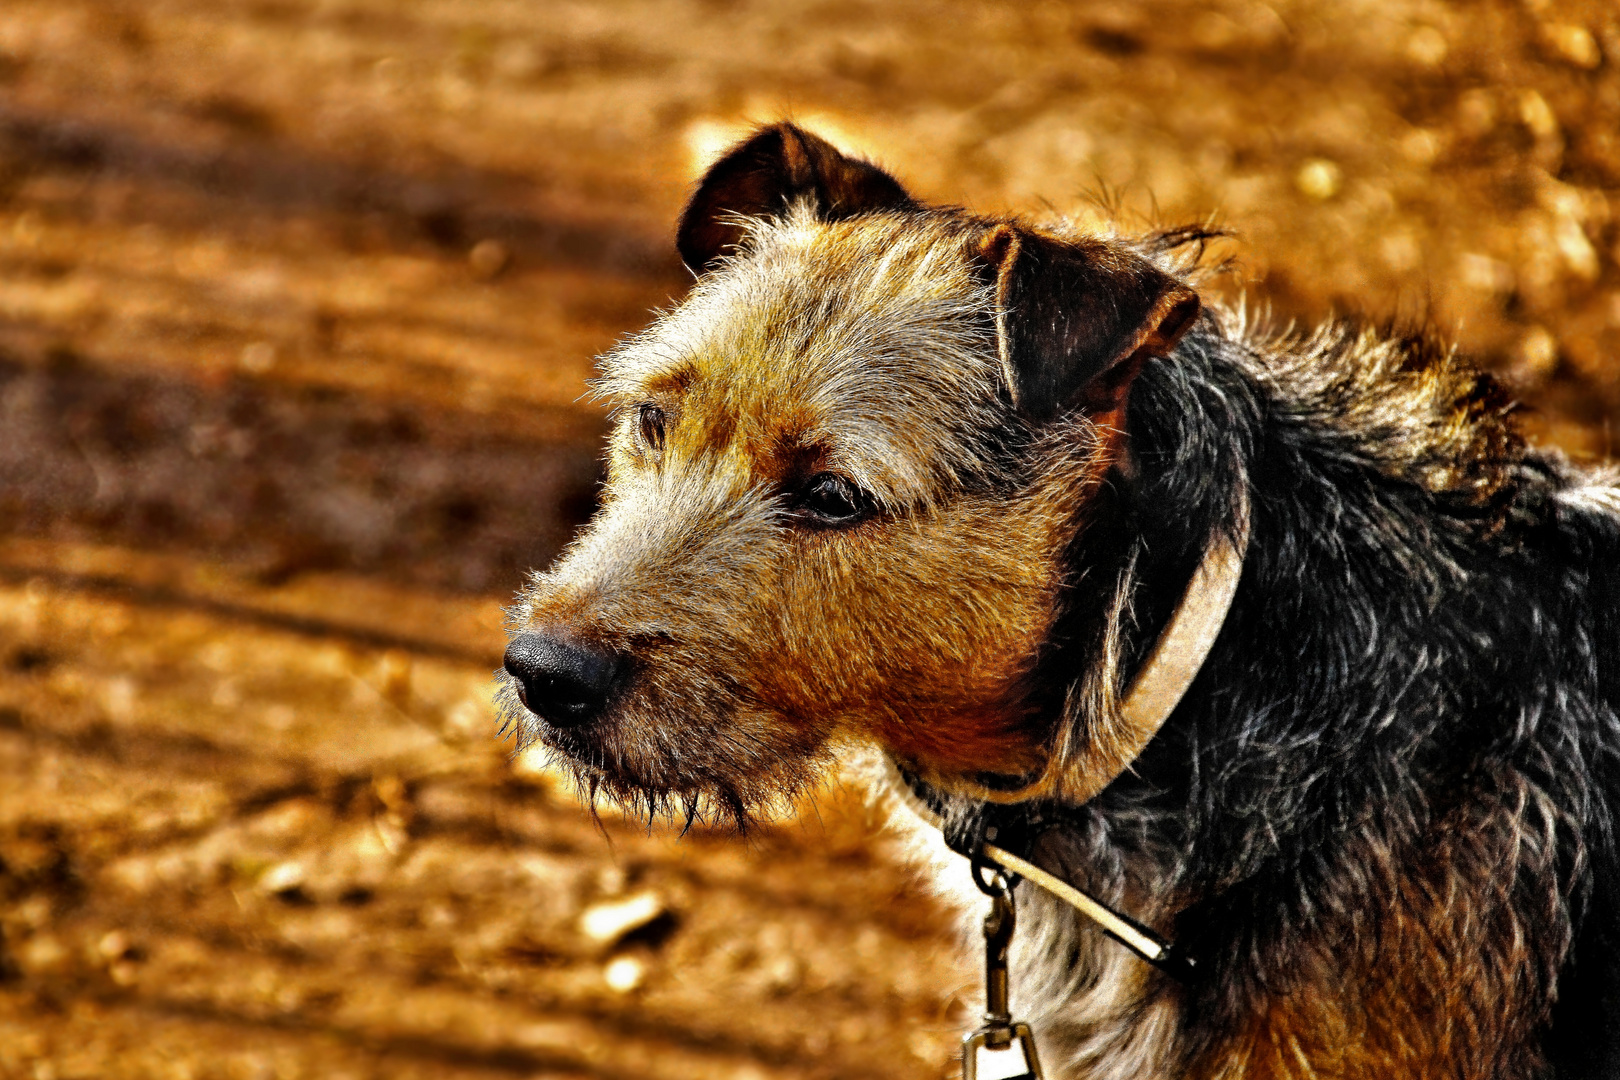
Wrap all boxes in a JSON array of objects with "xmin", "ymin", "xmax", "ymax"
[
  {"xmin": 636, "ymin": 404, "xmax": 665, "ymax": 454},
  {"xmin": 796, "ymin": 472, "xmax": 875, "ymax": 526}
]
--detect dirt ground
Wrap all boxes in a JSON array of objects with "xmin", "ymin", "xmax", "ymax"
[{"xmin": 1, "ymin": 1, "xmax": 1618, "ymax": 1077}]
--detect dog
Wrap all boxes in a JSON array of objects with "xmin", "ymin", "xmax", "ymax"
[{"xmin": 499, "ymin": 123, "xmax": 1620, "ymax": 1078}]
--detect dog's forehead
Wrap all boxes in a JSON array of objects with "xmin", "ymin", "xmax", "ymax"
[{"xmin": 601, "ymin": 212, "xmax": 1006, "ymax": 498}]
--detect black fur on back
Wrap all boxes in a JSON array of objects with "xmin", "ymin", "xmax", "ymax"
[{"xmin": 991, "ymin": 307, "xmax": 1620, "ymax": 1078}]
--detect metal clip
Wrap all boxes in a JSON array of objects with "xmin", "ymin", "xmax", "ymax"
[
  {"xmin": 962, "ymin": 1024, "xmax": 1044, "ymax": 1080},
  {"xmin": 961, "ymin": 870, "xmax": 1044, "ymax": 1080}
]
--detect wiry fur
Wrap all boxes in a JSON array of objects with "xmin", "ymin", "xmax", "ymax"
[
  {"xmin": 901, "ymin": 313, "xmax": 1620, "ymax": 1078},
  {"xmin": 503, "ymin": 125, "xmax": 1620, "ymax": 1077}
]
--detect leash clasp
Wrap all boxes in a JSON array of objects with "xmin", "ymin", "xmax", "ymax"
[{"xmin": 961, "ymin": 869, "xmax": 1045, "ymax": 1080}]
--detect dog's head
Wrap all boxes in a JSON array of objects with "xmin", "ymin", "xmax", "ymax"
[{"xmin": 500, "ymin": 124, "xmax": 1199, "ymax": 826}]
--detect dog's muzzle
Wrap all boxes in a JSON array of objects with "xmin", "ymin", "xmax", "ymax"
[{"xmin": 503, "ymin": 631, "xmax": 625, "ymax": 728}]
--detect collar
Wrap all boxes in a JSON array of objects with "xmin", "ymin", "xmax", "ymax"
[
  {"xmin": 882, "ymin": 752, "xmax": 1197, "ymax": 980},
  {"xmin": 947, "ymin": 494, "xmax": 1250, "ymax": 806}
]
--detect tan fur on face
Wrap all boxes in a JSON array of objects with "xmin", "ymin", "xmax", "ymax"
[
  {"xmin": 511, "ymin": 206, "xmax": 1121, "ymax": 820},
  {"xmin": 598, "ymin": 206, "xmax": 1014, "ymax": 506}
]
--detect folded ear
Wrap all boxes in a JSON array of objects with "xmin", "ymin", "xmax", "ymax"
[
  {"xmin": 976, "ymin": 224, "xmax": 1201, "ymax": 425},
  {"xmin": 677, "ymin": 123, "xmax": 914, "ymax": 274}
]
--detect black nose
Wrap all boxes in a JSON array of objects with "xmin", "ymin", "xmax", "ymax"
[{"xmin": 503, "ymin": 632, "xmax": 623, "ymax": 727}]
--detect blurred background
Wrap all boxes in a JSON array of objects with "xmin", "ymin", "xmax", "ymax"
[{"xmin": 0, "ymin": 1, "xmax": 1617, "ymax": 1077}]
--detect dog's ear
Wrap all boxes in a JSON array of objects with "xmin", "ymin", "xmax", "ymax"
[
  {"xmin": 677, "ymin": 123, "xmax": 914, "ymax": 274},
  {"xmin": 976, "ymin": 224, "xmax": 1201, "ymax": 424}
]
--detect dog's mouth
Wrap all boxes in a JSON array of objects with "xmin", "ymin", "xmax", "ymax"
[
  {"xmin": 495, "ymin": 637, "xmax": 829, "ymax": 832},
  {"xmin": 496, "ymin": 623, "xmax": 1050, "ymax": 827}
]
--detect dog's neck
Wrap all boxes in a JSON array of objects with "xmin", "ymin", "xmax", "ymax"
[
  {"xmin": 936, "ymin": 489, "xmax": 1249, "ymax": 808},
  {"xmin": 883, "ymin": 506, "xmax": 1247, "ymax": 975}
]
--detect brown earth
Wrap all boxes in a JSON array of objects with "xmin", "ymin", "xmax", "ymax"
[{"xmin": 1, "ymin": 2, "xmax": 1618, "ymax": 1078}]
